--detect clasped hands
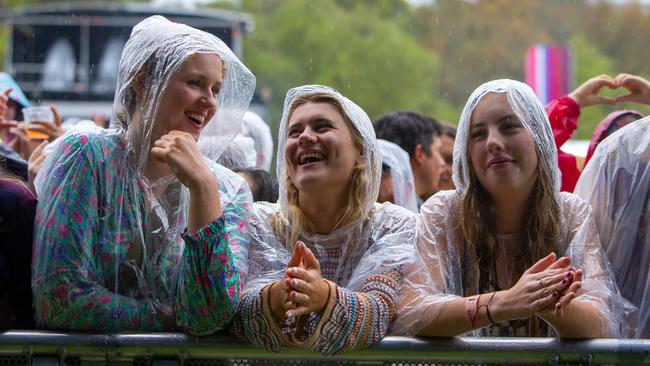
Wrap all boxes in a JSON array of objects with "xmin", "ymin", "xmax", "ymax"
[
  {"xmin": 270, "ymin": 241, "xmax": 329, "ymax": 321},
  {"xmin": 492, "ymin": 253, "xmax": 583, "ymax": 323}
]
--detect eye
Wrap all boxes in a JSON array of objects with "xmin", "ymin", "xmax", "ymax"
[
  {"xmin": 501, "ymin": 120, "xmax": 522, "ymax": 133},
  {"xmin": 314, "ymin": 120, "xmax": 332, "ymax": 132},
  {"xmin": 188, "ymin": 79, "xmax": 201, "ymax": 87},
  {"xmin": 211, "ymin": 87, "xmax": 221, "ymax": 97},
  {"xmin": 469, "ymin": 129, "xmax": 485, "ymax": 140},
  {"xmin": 287, "ymin": 126, "xmax": 302, "ymax": 138}
]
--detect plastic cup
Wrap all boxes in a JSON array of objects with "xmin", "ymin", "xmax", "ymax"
[{"xmin": 22, "ymin": 106, "xmax": 54, "ymax": 140}]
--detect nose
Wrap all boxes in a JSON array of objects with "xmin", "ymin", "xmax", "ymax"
[
  {"xmin": 199, "ymin": 90, "xmax": 217, "ymax": 109},
  {"xmin": 297, "ymin": 128, "xmax": 317, "ymax": 147},
  {"xmin": 485, "ymin": 128, "xmax": 505, "ymax": 153}
]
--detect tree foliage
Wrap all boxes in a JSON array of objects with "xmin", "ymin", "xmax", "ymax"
[
  {"xmin": 3, "ymin": 0, "xmax": 650, "ymax": 140},
  {"xmin": 235, "ymin": 0, "xmax": 454, "ymax": 132}
]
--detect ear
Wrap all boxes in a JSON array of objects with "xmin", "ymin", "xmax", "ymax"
[
  {"xmin": 412, "ymin": 144, "xmax": 426, "ymax": 167},
  {"xmin": 130, "ymin": 64, "xmax": 151, "ymax": 97}
]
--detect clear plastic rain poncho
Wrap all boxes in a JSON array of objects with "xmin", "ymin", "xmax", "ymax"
[
  {"xmin": 233, "ymin": 85, "xmax": 417, "ymax": 355},
  {"xmin": 575, "ymin": 116, "xmax": 650, "ymax": 338},
  {"xmin": 32, "ymin": 15, "xmax": 255, "ymax": 331},
  {"xmin": 216, "ymin": 134, "xmax": 257, "ymax": 170},
  {"xmin": 377, "ymin": 139, "xmax": 418, "ymax": 212},
  {"xmin": 242, "ymin": 110, "xmax": 274, "ymax": 171},
  {"xmin": 394, "ymin": 79, "xmax": 633, "ymax": 337}
]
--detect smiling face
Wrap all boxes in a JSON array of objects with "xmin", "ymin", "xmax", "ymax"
[
  {"xmin": 468, "ymin": 92, "xmax": 538, "ymax": 199},
  {"xmin": 153, "ymin": 53, "xmax": 224, "ymax": 141},
  {"xmin": 284, "ymin": 101, "xmax": 361, "ymax": 195}
]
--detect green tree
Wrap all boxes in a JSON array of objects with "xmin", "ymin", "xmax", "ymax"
[
  {"xmin": 569, "ymin": 34, "xmax": 650, "ymax": 139},
  {"xmin": 234, "ymin": 0, "xmax": 454, "ymax": 132}
]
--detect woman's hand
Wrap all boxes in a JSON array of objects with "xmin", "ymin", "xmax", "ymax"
[
  {"xmin": 269, "ymin": 243, "xmax": 304, "ymax": 321},
  {"xmin": 8, "ymin": 125, "xmax": 42, "ymax": 160},
  {"xmin": 614, "ymin": 73, "xmax": 650, "ymax": 105},
  {"xmin": 538, "ymin": 268, "xmax": 582, "ymax": 318},
  {"xmin": 568, "ymin": 75, "xmax": 617, "ymax": 108},
  {"xmin": 151, "ymin": 130, "xmax": 220, "ymax": 232},
  {"xmin": 151, "ymin": 130, "xmax": 214, "ymax": 190},
  {"xmin": 24, "ymin": 105, "xmax": 64, "ymax": 142},
  {"xmin": 492, "ymin": 253, "xmax": 573, "ymax": 322},
  {"xmin": 285, "ymin": 241, "xmax": 329, "ymax": 318},
  {"xmin": 0, "ymin": 88, "xmax": 19, "ymax": 144}
]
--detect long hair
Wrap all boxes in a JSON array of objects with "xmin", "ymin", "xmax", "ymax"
[
  {"xmin": 458, "ymin": 119, "xmax": 561, "ymax": 335},
  {"xmin": 274, "ymin": 92, "xmax": 367, "ymax": 248}
]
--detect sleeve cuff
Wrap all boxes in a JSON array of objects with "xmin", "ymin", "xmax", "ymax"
[
  {"xmin": 182, "ymin": 216, "xmax": 227, "ymax": 245},
  {"xmin": 559, "ymin": 96, "xmax": 581, "ymax": 117},
  {"xmin": 302, "ymin": 280, "xmax": 337, "ymax": 349},
  {"xmin": 261, "ymin": 282, "xmax": 295, "ymax": 348}
]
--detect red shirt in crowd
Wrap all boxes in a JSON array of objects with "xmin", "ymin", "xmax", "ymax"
[{"xmin": 545, "ymin": 96, "xmax": 582, "ymax": 192}]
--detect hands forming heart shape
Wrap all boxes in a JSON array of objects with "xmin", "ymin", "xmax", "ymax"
[{"xmin": 568, "ymin": 73, "xmax": 650, "ymax": 108}]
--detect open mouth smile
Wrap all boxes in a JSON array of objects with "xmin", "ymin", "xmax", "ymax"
[
  {"xmin": 185, "ymin": 112, "xmax": 206, "ymax": 129},
  {"xmin": 298, "ymin": 151, "xmax": 326, "ymax": 166}
]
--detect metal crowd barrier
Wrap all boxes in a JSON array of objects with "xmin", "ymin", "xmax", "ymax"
[{"xmin": 0, "ymin": 331, "xmax": 649, "ymax": 366}]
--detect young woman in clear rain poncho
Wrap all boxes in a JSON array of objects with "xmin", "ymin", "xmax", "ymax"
[
  {"xmin": 192, "ymin": 85, "xmax": 416, "ymax": 354},
  {"xmin": 377, "ymin": 139, "xmax": 418, "ymax": 212},
  {"xmin": 31, "ymin": 16, "xmax": 255, "ymax": 332},
  {"xmin": 574, "ymin": 117, "xmax": 650, "ymax": 338},
  {"xmin": 393, "ymin": 79, "xmax": 634, "ymax": 338}
]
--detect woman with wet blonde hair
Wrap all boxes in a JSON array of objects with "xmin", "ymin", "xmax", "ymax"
[
  {"xmin": 183, "ymin": 85, "xmax": 416, "ymax": 354},
  {"xmin": 32, "ymin": 16, "xmax": 255, "ymax": 332}
]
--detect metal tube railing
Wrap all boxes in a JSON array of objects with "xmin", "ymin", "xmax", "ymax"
[{"xmin": 1, "ymin": 331, "xmax": 649, "ymax": 365}]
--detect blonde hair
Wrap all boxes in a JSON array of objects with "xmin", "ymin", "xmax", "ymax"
[{"xmin": 274, "ymin": 92, "xmax": 367, "ymax": 248}]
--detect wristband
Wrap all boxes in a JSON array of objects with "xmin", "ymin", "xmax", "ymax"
[{"xmin": 464, "ymin": 295, "xmax": 480, "ymax": 327}]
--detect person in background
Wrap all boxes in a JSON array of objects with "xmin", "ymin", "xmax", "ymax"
[
  {"xmin": 235, "ymin": 167, "xmax": 279, "ymax": 203},
  {"xmin": 545, "ymin": 73, "xmax": 649, "ymax": 192},
  {"xmin": 438, "ymin": 121, "xmax": 457, "ymax": 191},
  {"xmin": 241, "ymin": 110, "xmax": 274, "ymax": 172},
  {"xmin": 585, "ymin": 109, "xmax": 643, "ymax": 166},
  {"xmin": 216, "ymin": 134, "xmax": 257, "ymax": 170},
  {"xmin": 0, "ymin": 174, "xmax": 36, "ymax": 329},
  {"xmin": 0, "ymin": 72, "xmax": 29, "ymax": 129},
  {"xmin": 377, "ymin": 139, "xmax": 418, "ymax": 212},
  {"xmin": 374, "ymin": 111, "xmax": 445, "ymax": 208},
  {"xmin": 0, "ymin": 74, "xmax": 31, "ymax": 179},
  {"xmin": 575, "ymin": 116, "xmax": 650, "ymax": 338}
]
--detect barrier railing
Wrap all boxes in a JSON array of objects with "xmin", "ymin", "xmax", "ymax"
[{"xmin": 1, "ymin": 331, "xmax": 649, "ymax": 366}]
